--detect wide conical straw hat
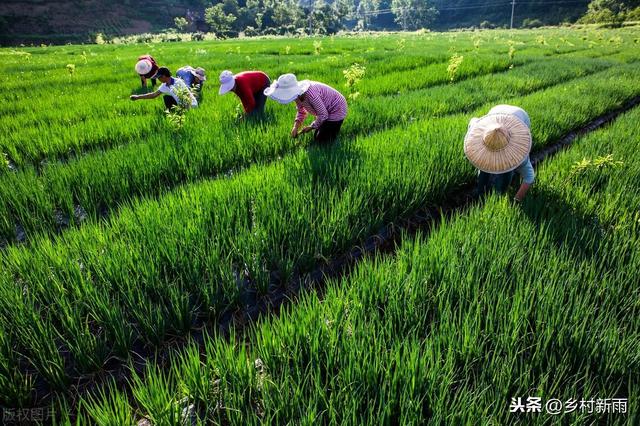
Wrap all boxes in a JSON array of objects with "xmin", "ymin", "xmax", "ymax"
[{"xmin": 464, "ymin": 113, "xmax": 532, "ymax": 173}]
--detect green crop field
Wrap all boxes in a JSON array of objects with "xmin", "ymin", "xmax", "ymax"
[{"xmin": 0, "ymin": 27, "xmax": 639, "ymax": 424}]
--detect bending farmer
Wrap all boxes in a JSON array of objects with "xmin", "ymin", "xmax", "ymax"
[
  {"xmin": 130, "ymin": 67, "xmax": 198, "ymax": 110},
  {"xmin": 135, "ymin": 54, "xmax": 159, "ymax": 88},
  {"xmin": 176, "ymin": 66, "xmax": 207, "ymax": 90},
  {"xmin": 264, "ymin": 74, "xmax": 347, "ymax": 144},
  {"xmin": 464, "ymin": 105, "xmax": 535, "ymax": 202},
  {"xmin": 218, "ymin": 70, "xmax": 271, "ymax": 117}
]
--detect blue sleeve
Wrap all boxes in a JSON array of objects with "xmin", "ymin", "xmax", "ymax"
[
  {"xmin": 176, "ymin": 69, "xmax": 193, "ymax": 87},
  {"xmin": 516, "ymin": 158, "xmax": 535, "ymax": 184},
  {"xmin": 517, "ymin": 110, "xmax": 531, "ymax": 129}
]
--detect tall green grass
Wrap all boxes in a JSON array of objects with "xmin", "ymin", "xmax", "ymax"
[
  {"xmin": 1, "ymin": 60, "xmax": 639, "ymax": 406},
  {"xmin": 71, "ymin": 103, "xmax": 640, "ymax": 425},
  {"xmin": 2, "ymin": 26, "xmax": 637, "ymax": 248},
  {"xmin": 0, "ymin": 51, "xmax": 634, "ymax": 243}
]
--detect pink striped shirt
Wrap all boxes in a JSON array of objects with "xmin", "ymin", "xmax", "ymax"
[{"xmin": 295, "ymin": 82, "xmax": 347, "ymax": 129}]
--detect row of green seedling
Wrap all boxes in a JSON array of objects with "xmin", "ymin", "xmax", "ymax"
[
  {"xmin": 65, "ymin": 93, "xmax": 640, "ymax": 425},
  {"xmin": 0, "ymin": 52, "xmax": 629, "ymax": 244},
  {"xmin": 0, "ymin": 64, "xmax": 639, "ymax": 406}
]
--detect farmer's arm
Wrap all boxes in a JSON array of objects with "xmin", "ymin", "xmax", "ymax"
[
  {"xmin": 130, "ymin": 90, "xmax": 161, "ymax": 101},
  {"xmin": 140, "ymin": 75, "xmax": 147, "ymax": 87},
  {"xmin": 515, "ymin": 158, "xmax": 535, "ymax": 202},
  {"xmin": 515, "ymin": 183, "xmax": 531, "ymax": 202},
  {"xmin": 292, "ymin": 101, "xmax": 307, "ymax": 137}
]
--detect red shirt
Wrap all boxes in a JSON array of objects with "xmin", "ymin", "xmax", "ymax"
[
  {"xmin": 234, "ymin": 71, "xmax": 270, "ymax": 113},
  {"xmin": 138, "ymin": 54, "xmax": 159, "ymax": 79}
]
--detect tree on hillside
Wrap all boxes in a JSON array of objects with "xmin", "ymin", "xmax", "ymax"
[
  {"xmin": 245, "ymin": 0, "xmax": 296, "ymax": 32},
  {"xmin": 579, "ymin": 0, "xmax": 640, "ymax": 24},
  {"xmin": 431, "ymin": 0, "xmax": 591, "ymax": 29},
  {"xmin": 174, "ymin": 16, "xmax": 189, "ymax": 31},
  {"xmin": 271, "ymin": 0, "xmax": 304, "ymax": 31},
  {"xmin": 356, "ymin": 0, "xmax": 382, "ymax": 29},
  {"xmin": 391, "ymin": 0, "xmax": 438, "ymax": 30},
  {"xmin": 336, "ymin": 0, "xmax": 357, "ymax": 18},
  {"xmin": 205, "ymin": 3, "xmax": 237, "ymax": 35},
  {"xmin": 309, "ymin": 0, "xmax": 349, "ymax": 33}
]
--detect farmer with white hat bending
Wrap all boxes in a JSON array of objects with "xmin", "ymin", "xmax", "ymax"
[
  {"xmin": 219, "ymin": 70, "xmax": 271, "ymax": 117},
  {"xmin": 130, "ymin": 67, "xmax": 198, "ymax": 110},
  {"xmin": 176, "ymin": 66, "xmax": 207, "ymax": 90},
  {"xmin": 264, "ymin": 74, "xmax": 347, "ymax": 144},
  {"xmin": 135, "ymin": 54, "xmax": 159, "ymax": 88},
  {"xmin": 464, "ymin": 105, "xmax": 535, "ymax": 202}
]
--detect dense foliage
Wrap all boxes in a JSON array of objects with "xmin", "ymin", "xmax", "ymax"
[
  {"xmin": 0, "ymin": 0, "xmax": 602, "ymax": 45},
  {"xmin": 579, "ymin": 0, "xmax": 640, "ymax": 25}
]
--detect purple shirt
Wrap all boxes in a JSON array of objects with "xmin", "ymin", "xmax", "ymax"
[{"xmin": 295, "ymin": 82, "xmax": 347, "ymax": 129}]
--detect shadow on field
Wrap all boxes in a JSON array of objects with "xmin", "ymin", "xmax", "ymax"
[{"xmin": 520, "ymin": 186, "xmax": 605, "ymax": 261}]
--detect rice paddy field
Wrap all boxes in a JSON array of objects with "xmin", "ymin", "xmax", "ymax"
[{"xmin": 0, "ymin": 27, "xmax": 639, "ymax": 424}]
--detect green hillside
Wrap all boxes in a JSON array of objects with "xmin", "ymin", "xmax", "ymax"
[{"xmin": 0, "ymin": 0, "xmax": 599, "ymax": 45}]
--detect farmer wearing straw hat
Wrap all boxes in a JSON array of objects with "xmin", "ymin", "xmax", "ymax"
[
  {"xmin": 135, "ymin": 54, "xmax": 159, "ymax": 88},
  {"xmin": 176, "ymin": 66, "xmax": 207, "ymax": 89},
  {"xmin": 264, "ymin": 74, "xmax": 347, "ymax": 144},
  {"xmin": 129, "ymin": 67, "xmax": 198, "ymax": 110},
  {"xmin": 464, "ymin": 105, "xmax": 535, "ymax": 202},
  {"xmin": 219, "ymin": 70, "xmax": 271, "ymax": 117}
]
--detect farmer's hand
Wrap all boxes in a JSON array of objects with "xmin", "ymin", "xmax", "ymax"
[
  {"xmin": 291, "ymin": 127, "xmax": 299, "ymax": 138},
  {"xmin": 300, "ymin": 126, "xmax": 313, "ymax": 134}
]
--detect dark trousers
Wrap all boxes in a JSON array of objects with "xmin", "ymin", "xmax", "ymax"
[
  {"xmin": 248, "ymin": 79, "xmax": 271, "ymax": 118},
  {"xmin": 141, "ymin": 77, "xmax": 157, "ymax": 87},
  {"xmin": 477, "ymin": 170, "xmax": 514, "ymax": 195},
  {"xmin": 163, "ymin": 95, "xmax": 178, "ymax": 110},
  {"xmin": 314, "ymin": 120, "xmax": 344, "ymax": 144}
]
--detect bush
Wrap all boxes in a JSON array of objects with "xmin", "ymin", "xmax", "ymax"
[
  {"xmin": 579, "ymin": 0, "xmax": 627, "ymax": 26},
  {"xmin": 522, "ymin": 18, "xmax": 544, "ymax": 28},
  {"xmin": 479, "ymin": 20, "xmax": 495, "ymax": 29},
  {"xmin": 174, "ymin": 17, "xmax": 189, "ymax": 32},
  {"xmin": 282, "ymin": 25, "xmax": 297, "ymax": 35},
  {"xmin": 94, "ymin": 32, "xmax": 106, "ymax": 44},
  {"xmin": 244, "ymin": 26, "xmax": 259, "ymax": 37},
  {"xmin": 627, "ymin": 6, "xmax": 640, "ymax": 21}
]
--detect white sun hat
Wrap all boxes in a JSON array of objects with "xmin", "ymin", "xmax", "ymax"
[
  {"xmin": 263, "ymin": 73, "xmax": 311, "ymax": 104},
  {"xmin": 219, "ymin": 70, "xmax": 235, "ymax": 94},
  {"xmin": 135, "ymin": 59, "xmax": 152, "ymax": 76},
  {"xmin": 191, "ymin": 67, "xmax": 207, "ymax": 81},
  {"xmin": 464, "ymin": 113, "xmax": 532, "ymax": 174}
]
